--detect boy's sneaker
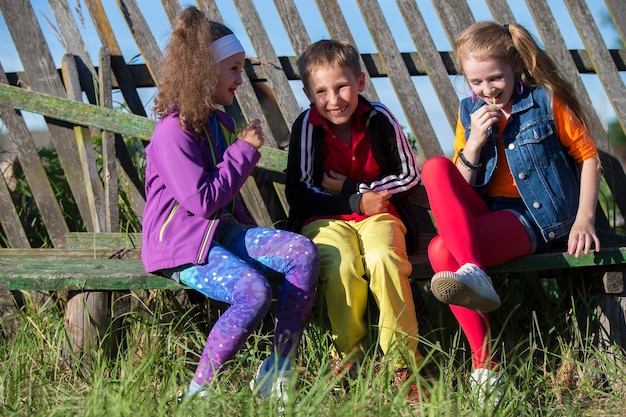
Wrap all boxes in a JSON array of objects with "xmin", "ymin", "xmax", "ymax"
[
  {"xmin": 430, "ymin": 263, "xmax": 501, "ymax": 312},
  {"xmin": 470, "ymin": 368, "xmax": 504, "ymax": 406},
  {"xmin": 250, "ymin": 357, "xmax": 291, "ymax": 404},
  {"xmin": 392, "ymin": 368, "xmax": 428, "ymax": 403}
]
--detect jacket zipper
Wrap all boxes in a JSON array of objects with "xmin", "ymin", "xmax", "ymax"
[
  {"xmin": 196, "ymin": 215, "xmax": 218, "ymax": 263},
  {"xmin": 159, "ymin": 202, "xmax": 179, "ymax": 241}
]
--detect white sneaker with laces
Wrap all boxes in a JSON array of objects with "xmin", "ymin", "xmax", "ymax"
[
  {"xmin": 470, "ymin": 368, "xmax": 504, "ymax": 406},
  {"xmin": 250, "ymin": 357, "xmax": 291, "ymax": 404},
  {"xmin": 430, "ymin": 263, "xmax": 501, "ymax": 312}
]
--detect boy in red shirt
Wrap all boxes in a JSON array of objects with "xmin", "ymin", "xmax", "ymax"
[{"xmin": 285, "ymin": 39, "xmax": 425, "ymax": 401}]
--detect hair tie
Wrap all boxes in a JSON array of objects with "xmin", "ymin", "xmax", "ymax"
[
  {"xmin": 211, "ymin": 34, "xmax": 245, "ymax": 63},
  {"xmin": 503, "ymin": 24, "xmax": 512, "ymax": 37}
]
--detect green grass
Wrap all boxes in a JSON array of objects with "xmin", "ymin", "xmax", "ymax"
[{"xmin": 1, "ymin": 281, "xmax": 625, "ymax": 417}]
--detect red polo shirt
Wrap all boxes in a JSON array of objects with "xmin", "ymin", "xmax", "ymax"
[{"xmin": 305, "ymin": 102, "xmax": 398, "ymax": 224}]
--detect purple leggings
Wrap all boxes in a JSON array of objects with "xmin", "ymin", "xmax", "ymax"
[{"xmin": 179, "ymin": 227, "xmax": 319, "ymax": 387}]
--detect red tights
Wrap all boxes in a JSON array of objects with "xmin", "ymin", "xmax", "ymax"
[{"xmin": 421, "ymin": 156, "xmax": 532, "ymax": 369}]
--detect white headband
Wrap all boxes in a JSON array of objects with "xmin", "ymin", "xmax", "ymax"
[{"xmin": 211, "ymin": 34, "xmax": 245, "ymax": 63}]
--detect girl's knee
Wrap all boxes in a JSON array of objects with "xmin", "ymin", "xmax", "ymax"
[
  {"xmin": 289, "ymin": 233, "xmax": 319, "ymax": 263},
  {"xmin": 233, "ymin": 275, "xmax": 273, "ymax": 314},
  {"xmin": 421, "ymin": 156, "xmax": 452, "ymax": 184}
]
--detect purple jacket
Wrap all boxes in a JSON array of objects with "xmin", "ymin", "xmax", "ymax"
[{"xmin": 141, "ymin": 110, "xmax": 260, "ymax": 273}]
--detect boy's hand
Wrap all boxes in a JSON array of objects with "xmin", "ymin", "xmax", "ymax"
[
  {"xmin": 238, "ymin": 119, "xmax": 264, "ymax": 149},
  {"xmin": 360, "ymin": 190, "xmax": 391, "ymax": 215},
  {"xmin": 323, "ymin": 170, "xmax": 347, "ymax": 194}
]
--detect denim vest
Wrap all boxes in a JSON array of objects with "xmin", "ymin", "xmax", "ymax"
[{"xmin": 459, "ymin": 87, "xmax": 579, "ymax": 242}]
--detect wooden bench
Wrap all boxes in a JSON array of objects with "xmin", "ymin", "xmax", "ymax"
[
  {"xmin": 1, "ymin": 85, "xmax": 626, "ymax": 365},
  {"xmin": 1, "ymin": 236, "xmax": 625, "ymax": 290}
]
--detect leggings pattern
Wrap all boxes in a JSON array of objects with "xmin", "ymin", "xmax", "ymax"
[{"xmin": 179, "ymin": 227, "xmax": 319, "ymax": 387}]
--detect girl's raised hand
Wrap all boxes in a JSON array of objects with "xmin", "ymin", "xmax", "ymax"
[
  {"xmin": 467, "ymin": 104, "xmax": 502, "ymax": 149},
  {"xmin": 238, "ymin": 119, "xmax": 264, "ymax": 149}
]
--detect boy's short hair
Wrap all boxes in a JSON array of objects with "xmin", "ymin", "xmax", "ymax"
[{"xmin": 296, "ymin": 39, "xmax": 362, "ymax": 90}]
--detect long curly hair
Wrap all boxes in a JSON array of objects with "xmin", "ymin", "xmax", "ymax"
[
  {"xmin": 454, "ymin": 21, "xmax": 587, "ymax": 127},
  {"xmin": 153, "ymin": 6, "xmax": 233, "ymax": 132}
]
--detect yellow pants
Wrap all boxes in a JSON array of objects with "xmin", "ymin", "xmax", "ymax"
[{"xmin": 302, "ymin": 213, "xmax": 422, "ymax": 368}]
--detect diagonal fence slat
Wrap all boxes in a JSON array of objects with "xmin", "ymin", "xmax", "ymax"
[
  {"xmin": 357, "ymin": 0, "xmax": 441, "ymax": 159},
  {"xmin": 315, "ymin": 0, "xmax": 378, "ymax": 101},
  {"xmin": 396, "ymin": 0, "xmax": 459, "ymax": 130},
  {"xmin": 565, "ymin": 0, "xmax": 626, "ymax": 134},
  {"xmin": 1, "ymin": 0, "xmax": 95, "ymax": 235},
  {"xmin": 525, "ymin": 0, "xmax": 610, "ymax": 151}
]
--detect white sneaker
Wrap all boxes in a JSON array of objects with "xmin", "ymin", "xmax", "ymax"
[
  {"xmin": 470, "ymin": 368, "xmax": 504, "ymax": 406},
  {"xmin": 430, "ymin": 263, "xmax": 501, "ymax": 312},
  {"xmin": 249, "ymin": 357, "xmax": 291, "ymax": 404},
  {"xmin": 177, "ymin": 386, "xmax": 213, "ymax": 402}
]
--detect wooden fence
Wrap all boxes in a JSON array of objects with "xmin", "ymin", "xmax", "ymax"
[{"xmin": 0, "ymin": 0, "xmax": 625, "ymax": 247}]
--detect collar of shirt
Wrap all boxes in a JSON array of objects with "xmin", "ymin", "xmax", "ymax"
[{"xmin": 307, "ymin": 101, "xmax": 370, "ymax": 133}]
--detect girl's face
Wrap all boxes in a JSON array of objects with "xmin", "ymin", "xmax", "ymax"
[
  {"xmin": 304, "ymin": 64, "xmax": 365, "ymax": 129},
  {"xmin": 462, "ymin": 54, "xmax": 518, "ymax": 108},
  {"xmin": 215, "ymin": 51, "xmax": 245, "ymax": 106}
]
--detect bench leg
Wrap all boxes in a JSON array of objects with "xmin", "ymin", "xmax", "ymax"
[{"xmin": 62, "ymin": 291, "xmax": 111, "ymax": 369}]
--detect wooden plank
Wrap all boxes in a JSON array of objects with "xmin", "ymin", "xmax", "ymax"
[
  {"xmin": 599, "ymin": 151, "xmax": 626, "ymax": 230},
  {"xmin": 0, "ymin": 69, "xmax": 68, "ymax": 247},
  {"xmin": 410, "ymin": 246, "xmax": 626, "ymax": 280},
  {"xmin": 83, "ymin": 0, "xmax": 150, "ymax": 200},
  {"xmin": 240, "ymin": 177, "xmax": 274, "ymax": 228},
  {"xmin": 0, "ymin": 83, "xmax": 154, "ymax": 139},
  {"xmin": 564, "ymin": 0, "xmax": 626, "ymax": 133},
  {"xmin": 160, "ymin": 0, "xmax": 181, "ymax": 26},
  {"xmin": 61, "ymin": 54, "xmax": 106, "ymax": 232},
  {"xmin": 485, "ymin": 0, "xmax": 515, "ymax": 24},
  {"xmin": 84, "ymin": 0, "xmax": 147, "ymax": 117},
  {"xmin": 0, "ymin": 257, "xmax": 182, "ymax": 291},
  {"xmin": 273, "ymin": 0, "xmax": 311, "ymax": 56},
  {"xmin": 0, "ymin": 248, "xmax": 140, "ymax": 259},
  {"xmin": 197, "ymin": 0, "xmax": 281, "ymax": 149},
  {"xmin": 99, "ymin": 47, "xmax": 119, "ymax": 232},
  {"xmin": 233, "ymin": 0, "xmax": 303, "ymax": 127},
  {"xmin": 66, "ymin": 232, "xmax": 142, "ymax": 249},
  {"xmin": 48, "ymin": 0, "xmax": 99, "ymax": 104},
  {"xmin": 114, "ymin": 0, "xmax": 162, "ymax": 84},
  {"xmin": 396, "ymin": 0, "xmax": 459, "ymax": 130},
  {"xmin": 525, "ymin": 0, "xmax": 610, "ymax": 151},
  {"xmin": 6, "ymin": 49, "xmax": 623, "ymax": 87},
  {"xmin": 314, "ymin": 0, "xmax": 378, "ymax": 100},
  {"xmin": 0, "ymin": 83, "xmax": 290, "ymax": 174},
  {"xmin": 431, "ymin": 0, "xmax": 475, "ymax": 43},
  {"xmin": 1, "ymin": 0, "xmax": 96, "ymax": 233},
  {"xmin": 605, "ymin": 0, "xmax": 626, "ymax": 45},
  {"xmin": 0, "ymin": 161, "xmax": 29, "ymax": 248},
  {"xmin": 49, "ymin": 1, "xmax": 145, "ymax": 221},
  {"xmin": 357, "ymin": 0, "xmax": 442, "ymax": 159}
]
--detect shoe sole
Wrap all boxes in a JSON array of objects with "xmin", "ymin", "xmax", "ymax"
[{"xmin": 431, "ymin": 272, "xmax": 501, "ymax": 312}]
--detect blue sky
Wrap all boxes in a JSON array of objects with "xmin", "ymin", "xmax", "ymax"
[{"xmin": 0, "ymin": 0, "xmax": 622, "ymax": 155}]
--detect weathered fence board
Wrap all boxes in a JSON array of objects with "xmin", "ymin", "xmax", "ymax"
[
  {"xmin": 316, "ymin": 0, "xmax": 379, "ymax": 101},
  {"xmin": 2, "ymin": 0, "xmax": 94, "ymax": 233},
  {"xmin": 526, "ymin": 0, "xmax": 610, "ymax": 151}
]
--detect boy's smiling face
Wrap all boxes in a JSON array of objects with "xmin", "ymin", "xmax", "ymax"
[{"xmin": 304, "ymin": 64, "xmax": 365, "ymax": 129}]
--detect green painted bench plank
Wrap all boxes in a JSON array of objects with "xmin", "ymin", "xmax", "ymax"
[
  {"xmin": 0, "ymin": 243, "xmax": 623, "ymax": 291},
  {"xmin": 410, "ymin": 246, "xmax": 626, "ymax": 280},
  {"xmin": 0, "ymin": 256, "xmax": 181, "ymax": 291}
]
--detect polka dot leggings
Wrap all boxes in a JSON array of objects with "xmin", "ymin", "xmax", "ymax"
[{"xmin": 179, "ymin": 227, "xmax": 320, "ymax": 387}]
